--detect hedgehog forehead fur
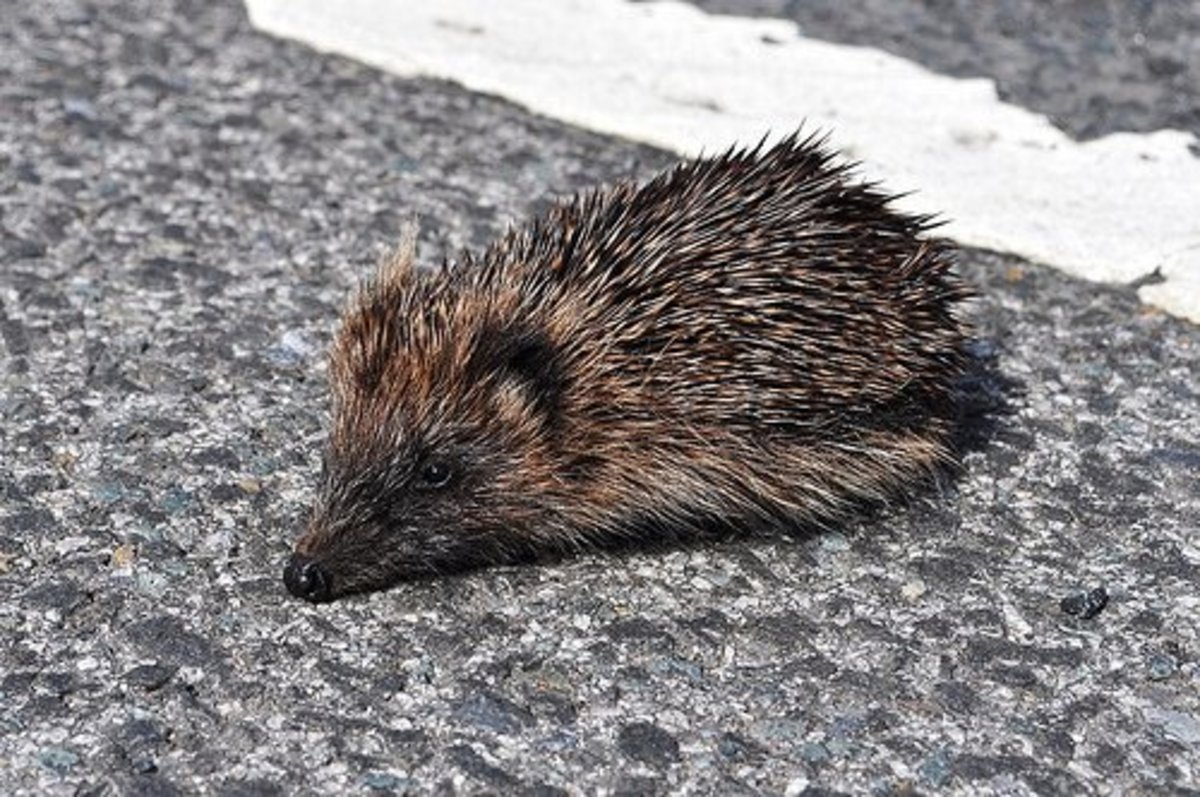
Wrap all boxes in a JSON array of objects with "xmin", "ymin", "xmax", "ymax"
[
  {"xmin": 286, "ymin": 131, "xmax": 971, "ymax": 602},
  {"xmin": 327, "ymin": 259, "xmax": 558, "ymax": 467}
]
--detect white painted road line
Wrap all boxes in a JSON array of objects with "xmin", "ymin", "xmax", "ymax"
[{"xmin": 246, "ymin": 0, "xmax": 1200, "ymax": 322}]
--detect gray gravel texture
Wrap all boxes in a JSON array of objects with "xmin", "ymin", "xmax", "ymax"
[
  {"xmin": 2, "ymin": 1, "xmax": 1199, "ymax": 795},
  {"xmin": 692, "ymin": 0, "xmax": 1200, "ymax": 141}
]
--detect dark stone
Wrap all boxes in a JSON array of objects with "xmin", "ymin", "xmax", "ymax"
[
  {"xmin": 22, "ymin": 579, "xmax": 90, "ymax": 615},
  {"xmin": 134, "ymin": 258, "xmax": 231, "ymax": 293},
  {"xmin": 612, "ymin": 776, "xmax": 662, "ymax": 797},
  {"xmin": 447, "ymin": 744, "xmax": 518, "ymax": 787},
  {"xmin": 797, "ymin": 654, "xmax": 839, "ymax": 679},
  {"xmin": 14, "ymin": 162, "xmax": 41, "ymax": 183},
  {"xmin": 525, "ymin": 784, "xmax": 569, "ymax": 797},
  {"xmin": 716, "ymin": 731, "xmax": 767, "ymax": 762},
  {"xmin": 934, "ymin": 681, "xmax": 979, "ymax": 715},
  {"xmin": 314, "ymin": 657, "xmax": 373, "ymax": 691},
  {"xmin": 371, "ymin": 672, "xmax": 408, "ymax": 696},
  {"xmin": 953, "ymin": 753, "xmax": 1033, "ymax": 780},
  {"xmin": 603, "ymin": 618, "xmax": 675, "ymax": 643},
  {"xmin": 1065, "ymin": 694, "xmax": 1113, "ymax": 723},
  {"xmin": 617, "ymin": 722, "xmax": 680, "ymax": 768},
  {"xmin": 193, "ymin": 446, "xmax": 241, "ymax": 468},
  {"xmin": 220, "ymin": 779, "xmax": 285, "ymax": 797},
  {"xmin": 454, "ymin": 691, "xmax": 534, "ymax": 735},
  {"xmin": 987, "ymin": 665, "xmax": 1041, "ymax": 689},
  {"xmin": 123, "ymin": 664, "xmax": 177, "ymax": 692},
  {"xmin": 528, "ymin": 690, "xmax": 577, "ymax": 726},
  {"xmin": 1024, "ymin": 768, "xmax": 1085, "ymax": 795},
  {"xmin": 9, "ymin": 238, "xmax": 47, "ymax": 259},
  {"xmin": 124, "ymin": 615, "xmax": 224, "ymax": 668},
  {"xmin": 913, "ymin": 616, "xmax": 954, "ymax": 640},
  {"xmin": 1127, "ymin": 609, "xmax": 1163, "ymax": 632},
  {"xmin": 207, "ymin": 483, "xmax": 245, "ymax": 503},
  {"xmin": 1, "ymin": 671, "xmax": 37, "ymax": 696},
  {"xmin": 1036, "ymin": 727, "xmax": 1076, "ymax": 762},
  {"xmin": 116, "ymin": 717, "xmax": 170, "ymax": 770},
  {"xmin": 114, "ymin": 773, "xmax": 184, "ymax": 797},
  {"xmin": 1060, "ymin": 586, "xmax": 1109, "ymax": 619},
  {"xmin": 1091, "ymin": 742, "xmax": 1127, "ymax": 775},
  {"xmin": 113, "ymin": 417, "xmax": 191, "ymax": 444},
  {"xmin": 1, "ymin": 318, "xmax": 31, "ymax": 356},
  {"xmin": 743, "ymin": 610, "xmax": 825, "ymax": 652},
  {"xmin": 913, "ymin": 553, "xmax": 980, "ymax": 584},
  {"xmin": 963, "ymin": 637, "xmax": 1084, "ymax": 669},
  {"xmin": 4, "ymin": 507, "xmax": 61, "ymax": 534},
  {"xmin": 1151, "ymin": 445, "xmax": 1200, "ymax": 470},
  {"xmin": 962, "ymin": 608, "xmax": 1005, "ymax": 630},
  {"xmin": 679, "ymin": 609, "xmax": 732, "ymax": 643},
  {"xmin": 38, "ymin": 671, "xmax": 80, "ymax": 698},
  {"xmin": 22, "ymin": 695, "xmax": 73, "ymax": 722}
]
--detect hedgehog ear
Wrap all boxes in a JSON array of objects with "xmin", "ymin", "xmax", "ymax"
[{"xmin": 479, "ymin": 325, "xmax": 566, "ymax": 423}]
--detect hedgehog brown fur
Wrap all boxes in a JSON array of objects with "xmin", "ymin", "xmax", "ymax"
[{"xmin": 282, "ymin": 132, "xmax": 970, "ymax": 603}]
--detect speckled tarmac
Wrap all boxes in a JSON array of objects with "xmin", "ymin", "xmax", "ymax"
[{"xmin": 1, "ymin": 1, "xmax": 1198, "ymax": 795}]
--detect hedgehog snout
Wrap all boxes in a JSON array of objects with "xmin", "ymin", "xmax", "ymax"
[{"xmin": 283, "ymin": 553, "xmax": 333, "ymax": 603}]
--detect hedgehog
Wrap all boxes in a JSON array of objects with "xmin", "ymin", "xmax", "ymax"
[{"xmin": 283, "ymin": 132, "xmax": 970, "ymax": 603}]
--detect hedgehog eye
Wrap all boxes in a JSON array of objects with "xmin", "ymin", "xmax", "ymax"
[{"xmin": 418, "ymin": 460, "xmax": 453, "ymax": 489}]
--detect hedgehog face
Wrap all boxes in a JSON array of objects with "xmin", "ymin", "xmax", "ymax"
[{"xmin": 283, "ymin": 299, "xmax": 572, "ymax": 602}]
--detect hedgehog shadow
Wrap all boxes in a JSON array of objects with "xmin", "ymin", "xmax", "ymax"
[{"xmin": 948, "ymin": 339, "xmax": 1022, "ymax": 457}]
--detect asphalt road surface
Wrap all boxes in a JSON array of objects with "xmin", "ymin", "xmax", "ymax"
[{"xmin": 1, "ymin": 1, "xmax": 1197, "ymax": 794}]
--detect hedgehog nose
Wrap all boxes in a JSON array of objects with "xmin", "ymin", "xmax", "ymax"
[{"xmin": 283, "ymin": 554, "xmax": 332, "ymax": 603}]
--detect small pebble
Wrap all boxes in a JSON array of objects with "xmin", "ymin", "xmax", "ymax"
[
  {"xmin": 265, "ymin": 329, "xmax": 313, "ymax": 367},
  {"xmin": 919, "ymin": 749, "xmax": 953, "ymax": 787},
  {"xmin": 124, "ymin": 663, "xmax": 177, "ymax": 692},
  {"xmin": 799, "ymin": 741, "xmax": 830, "ymax": 763},
  {"xmin": 820, "ymin": 533, "xmax": 850, "ymax": 553},
  {"xmin": 237, "ymin": 477, "xmax": 263, "ymax": 495},
  {"xmin": 111, "ymin": 543, "xmax": 137, "ymax": 568},
  {"xmin": 1147, "ymin": 652, "xmax": 1178, "ymax": 681},
  {"xmin": 51, "ymin": 450, "xmax": 79, "ymax": 473},
  {"xmin": 54, "ymin": 536, "xmax": 91, "ymax": 557},
  {"xmin": 363, "ymin": 772, "xmax": 408, "ymax": 791},
  {"xmin": 784, "ymin": 777, "xmax": 811, "ymax": 797},
  {"xmin": 161, "ymin": 487, "xmax": 192, "ymax": 514},
  {"xmin": 1060, "ymin": 586, "xmax": 1109, "ymax": 619},
  {"xmin": 39, "ymin": 747, "xmax": 80, "ymax": 773},
  {"xmin": 62, "ymin": 97, "xmax": 97, "ymax": 121},
  {"xmin": 900, "ymin": 579, "xmax": 927, "ymax": 601}
]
